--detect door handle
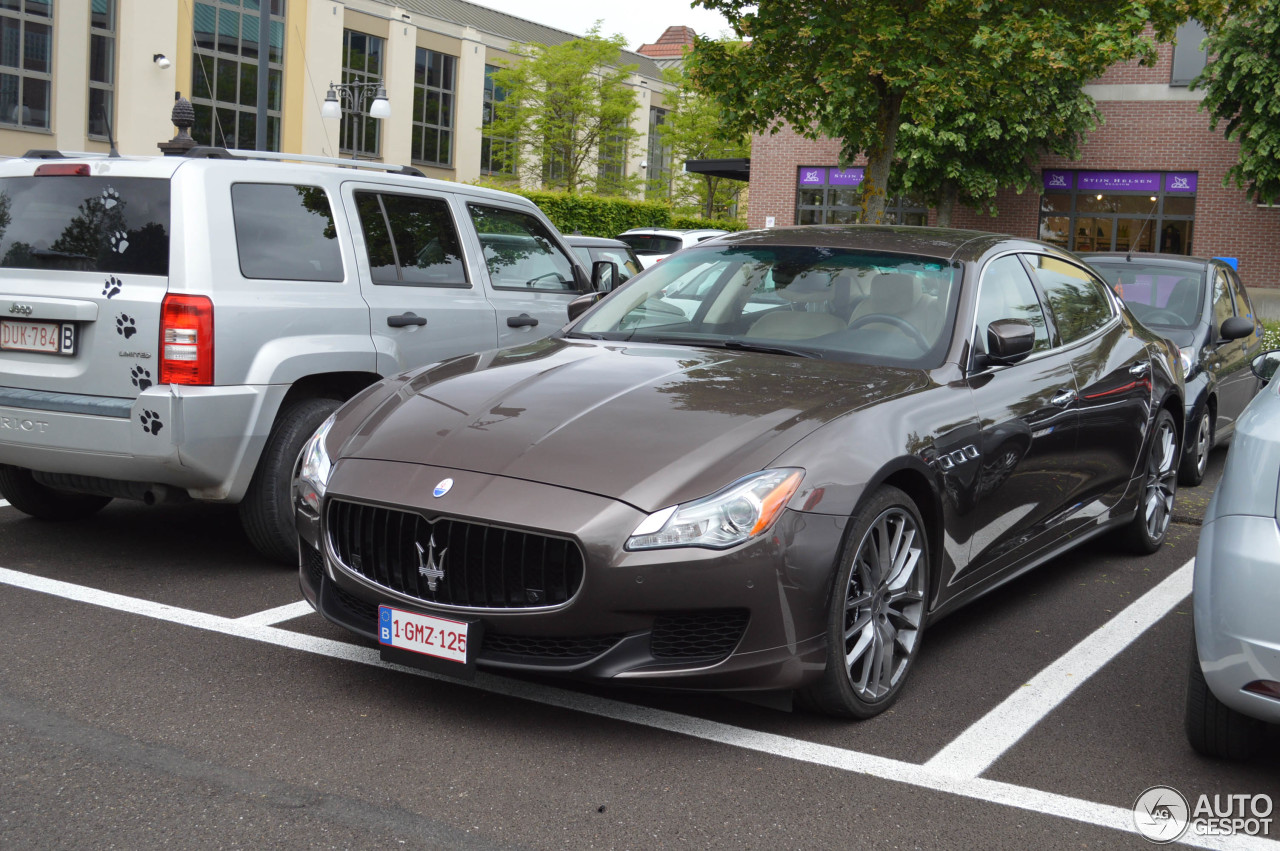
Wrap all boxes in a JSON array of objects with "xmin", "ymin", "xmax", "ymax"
[
  {"xmin": 507, "ymin": 313, "xmax": 539, "ymax": 328},
  {"xmin": 1128, "ymin": 361, "xmax": 1150, "ymax": 376},
  {"xmin": 1050, "ymin": 388, "xmax": 1076, "ymax": 407},
  {"xmin": 387, "ymin": 312, "xmax": 426, "ymax": 328}
]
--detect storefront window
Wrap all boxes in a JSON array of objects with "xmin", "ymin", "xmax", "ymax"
[
  {"xmin": 1037, "ymin": 170, "xmax": 1196, "ymax": 255},
  {"xmin": 795, "ymin": 167, "xmax": 927, "ymax": 225}
]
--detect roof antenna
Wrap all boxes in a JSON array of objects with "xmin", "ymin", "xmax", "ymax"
[
  {"xmin": 1127, "ymin": 195, "xmax": 1159, "ymax": 261},
  {"xmin": 100, "ymin": 104, "xmax": 121, "ymax": 158}
]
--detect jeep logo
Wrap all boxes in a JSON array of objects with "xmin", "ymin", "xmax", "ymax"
[{"xmin": 7, "ymin": 303, "xmax": 33, "ymax": 316}]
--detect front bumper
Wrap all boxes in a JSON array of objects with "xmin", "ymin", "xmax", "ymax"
[
  {"xmin": 1193, "ymin": 513, "xmax": 1280, "ymax": 725},
  {"xmin": 298, "ymin": 459, "xmax": 842, "ymax": 692}
]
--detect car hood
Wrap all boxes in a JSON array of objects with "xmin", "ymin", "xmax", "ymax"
[{"xmin": 337, "ymin": 337, "xmax": 928, "ymax": 511}]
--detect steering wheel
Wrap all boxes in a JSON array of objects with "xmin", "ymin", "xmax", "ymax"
[
  {"xmin": 1141, "ymin": 309, "xmax": 1185, "ymax": 326},
  {"xmin": 847, "ymin": 313, "xmax": 930, "ymax": 349}
]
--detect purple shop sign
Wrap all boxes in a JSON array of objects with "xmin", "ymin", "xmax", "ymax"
[
  {"xmin": 1077, "ymin": 171, "xmax": 1161, "ymax": 192},
  {"xmin": 1166, "ymin": 172, "xmax": 1198, "ymax": 192},
  {"xmin": 829, "ymin": 167, "xmax": 865, "ymax": 186},
  {"xmin": 799, "ymin": 167, "xmax": 825, "ymax": 186},
  {"xmin": 1043, "ymin": 170, "xmax": 1074, "ymax": 191}
]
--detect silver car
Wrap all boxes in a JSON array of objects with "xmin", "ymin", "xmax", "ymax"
[{"xmin": 1186, "ymin": 348, "xmax": 1280, "ymax": 758}]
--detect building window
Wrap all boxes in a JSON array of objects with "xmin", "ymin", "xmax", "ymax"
[
  {"xmin": 88, "ymin": 0, "xmax": 115, "ymax": 139},
  {"xmin": 646, "ymin": 106, "xmax": 670, "ymax": 198},
  {"xmin": 339, "ymin": 29, "xmax": 384, "ymax": 158},
  {"xmin": 795, "ymin": 167, "xmax": 927, "ymax": 225},
  {"xmin": 1170, "ymin": 20, "xmax": 1208, "ymax": 87},
  {"xmin": 0, "ymin": 0, "xmax": 53, "ymax": 130},
  {"xmin": 596, "ymin": 121, "xmax": 628, "ymax": 195},
  {"xmin": 412, "ymin": 48, "xmax": 455, "ymax": 167},
  {"xmin": 191, "ymin": 0, "xmax": 285, "ymax": 151},
  {"xmin": 480, "ymin": 64, "xmax": 515, "ymax": 176},
  {"xmin": 1038, "ymin": 170, "xmax": 1196, "ymax": 255}
]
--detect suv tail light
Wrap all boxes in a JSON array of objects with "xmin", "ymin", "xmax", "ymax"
[{"xmin": 159, "ymin": 294, "xmax": 214, "ymax": 385}]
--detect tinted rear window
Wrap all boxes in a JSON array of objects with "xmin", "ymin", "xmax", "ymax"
[
  {"xmin": 1090, "ymin": 261, "xmax": 1204, "ymax": 329},
  {"xmin": 232, "ymin": 183, "xmax": 344, "ymax": 282},
  {"xmin": 619, "ymin": 234, "xmax": 682, "ymax": 255},
  {"xmin": 0, "ymin": 176, "xmax": 170, "ymax": 276}
]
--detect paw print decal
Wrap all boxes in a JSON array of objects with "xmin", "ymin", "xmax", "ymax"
[
  {"xmin": 139, "ymin": 410, "xmax": 163, "ymax": 436},
  {"xmin": 102, "ymin": 276, "xmax": 122, "ymax": 299},
  {"xmin": 130, "ymin": 366, "xmax": 152, "ymax": 391},
  {"xmin": 100, "ymin": 187, "xmax": 120, "ymax": 209},
  {"xmin": 108, "ymin": 231, "xmax": 129, "ymax": 254},
  {"xmin": 115, "ymin": 313, "xmax": 136, "ymax": 338}
]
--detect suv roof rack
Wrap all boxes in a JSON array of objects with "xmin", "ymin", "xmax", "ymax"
[{"xmin": 185, "ymin": 146, "xmax": 426, "ymax": 177}]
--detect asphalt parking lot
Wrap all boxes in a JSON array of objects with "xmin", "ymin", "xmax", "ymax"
[{"xmin": 1, "ymin": 448, "xmax": 1277, "ymax": 850}]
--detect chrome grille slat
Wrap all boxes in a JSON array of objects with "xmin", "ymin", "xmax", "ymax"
[{"xmin": 326, "ymin": 499, "xmax": 584, "ymax": 610}]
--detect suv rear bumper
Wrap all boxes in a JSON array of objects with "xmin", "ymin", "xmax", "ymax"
[{"xmin": 0, "ymin": 383, "xmax": 287, "ymax": 502}]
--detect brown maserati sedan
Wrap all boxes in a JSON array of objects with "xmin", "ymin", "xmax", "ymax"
[{"xmin": 295, "ymin": 226, "xmax": 1183, "ymax": 718}]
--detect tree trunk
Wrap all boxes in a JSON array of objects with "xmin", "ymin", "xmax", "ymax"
[
  {"xmin": 859, "ymin": 80, "xmax": 903, "ymax": 224},
  {"xmin": 936, "ymin": 180, "xmax": 959, "ymax": 227},
  {"xmin": 704, "ymin": 175, "xmax": 715, "ymax": 219}
]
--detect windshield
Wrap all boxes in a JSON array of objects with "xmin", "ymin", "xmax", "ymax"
[
  {"xmin": 571, "ymin": 244, "xmax": 960, "ymax": 366},
  {"xmin": 1091, "ymin": 262, "xmax": 1204, "ymax": 329}
]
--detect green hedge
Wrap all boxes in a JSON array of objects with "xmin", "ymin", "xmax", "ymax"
[{"xmin": 471, "ymin": 182, "xmax": 747, "ymax": 237}]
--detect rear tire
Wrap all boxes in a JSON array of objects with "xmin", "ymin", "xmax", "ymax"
[
  {"xmin": 1177, "ymin": 409, "xmax": 1211, "ymax": 487},
  {"xmin": 1121, "ymin": 408, "xmax": 1178, "ymax": 554},
  {"xmin": 800, "ymin": 486, "xmax": 930, "ymax": 719},
  {"xmin": 1185, "ymin": 631, "xmax": 1266, "ymax": 760},
  {"xmin": 0, "ymin": 464, "xmax": 112, "ymax": 520},
  {"xmin": 240, "ymin": 398, "xmax": 340, "ymax": 565}
]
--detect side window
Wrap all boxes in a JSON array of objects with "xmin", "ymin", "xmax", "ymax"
[
  {"xmin": 1026, "ymin": 255, "xmax": 1114, "ymax": 344},
  {"xmin": 468, "ymin": 204, "xmax": 577, "ymax": 291},
  {"xmin": 1228, "ymin": 270, "xmax": 1253, "ymax": 321},
  {"xmin": 354, "ymin": 191, "xmax": 467, "ymax": 287},
  {"xmin": 1212, "ymin": 269, "xmax": 1235, "ymax": 326},
  {"xmin": 974, "ymin": 255, "xmax": 1051, "ymax": 354},
  {"xmin": 232, "ymin": 184, "xmax": 343, "ymax": 282}
]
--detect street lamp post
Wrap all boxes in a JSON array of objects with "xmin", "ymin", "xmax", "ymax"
[{"xmin": 321, "ymin": 80, "xmax": 391, "ymax": 158}]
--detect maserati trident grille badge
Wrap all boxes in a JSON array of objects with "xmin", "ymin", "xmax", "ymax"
[
  {"xmin": 416, "ymin": 535, "xmax": 447, "ymax": 592},
  {"xmin": 433, "ymin": 477, "xmax": 453, "ymax": 498}
]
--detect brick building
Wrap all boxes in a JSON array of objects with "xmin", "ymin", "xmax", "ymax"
[{"xmin": 746, "ymin": 31, "xmax": 1280, "ymax": 288}]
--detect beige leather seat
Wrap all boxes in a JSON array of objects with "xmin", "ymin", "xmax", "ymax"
[
  {"xmin": 848, "ymin": 272, "xmax": 941, "ymax": 342},
  {"xmin": 746, "ymin": 310, "xmax": 847, "ymax": 340}
]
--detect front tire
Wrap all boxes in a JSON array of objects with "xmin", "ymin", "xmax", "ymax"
[
  {"xmin": 0, "ymin": 464, "xmax": 112, "ymax": 520},
  {"xmin": 1121, "ymin": 408, "xmax": 1179, "ymax": 555},
  {"xmin": 1177, "ymin": 409, "xmax": 1211, "ymax": 487},
  {"xmin": 1185, "ymin": 632, "xmax": 1266, "ymax": 759},
  {"xmin": 800, "ymin": 486, "xmax": 930, "ymax": 719},
  {"xmin": 240, "ymin": 397, "xmax": 341, "ymax": 564}
]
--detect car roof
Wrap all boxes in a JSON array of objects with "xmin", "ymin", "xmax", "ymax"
[
  {"xmin": 702, "ymin": 224, "xmax": 1018, "ymax": 261},
  {"xmin": 565, "ymin": 235, "xmax": 632, "ymax": 248},
  {"xmin": 619, "ymin": 227, "xmax": 728, "ymax": 236}
]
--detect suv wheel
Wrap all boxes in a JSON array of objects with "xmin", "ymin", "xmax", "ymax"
[
  {"xmin": 1186, "ymin": 631, "xmax": 1266, "ymax": 759},
  {"xmin": 0, "ymin": 465, "xmax": 112, "ymax": 520},
  {"xmin": 240, "ymin": 398, "xmax": 341, "ymax": 564}
]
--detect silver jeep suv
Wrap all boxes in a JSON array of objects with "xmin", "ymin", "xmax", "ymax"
[{"xmin": 0, "ymin": 148, "xmax": 602, "ymax": 561}]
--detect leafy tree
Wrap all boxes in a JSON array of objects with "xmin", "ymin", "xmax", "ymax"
[
  {"xmin": 1195, "ymin": 4, "xmax": 1280, "ymax": 203},
  {"xmin": 894, "ymin": 75, "xmax": 1099, "ymax": 225},
  {"xmin": 654, "ymin": 65, "xmax": 751, "ymax": 219},
  {"xmin": 488, "ymin": 25, "xmax": 642, "ymax": 195},
  {"xmin": 690, "ymin": 0, "xmax": 1241, "ymax": 222}
]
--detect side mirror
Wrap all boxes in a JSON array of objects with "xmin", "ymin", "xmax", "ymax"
[
  {"xmin": 1251, "ymin": 349, "xmax": 1280, "ymax": 383},
  {"xmin": 591, "ymin": 260, "xmax": 619, "ymax": 293},
  {"xmin": 567, "ymin": 292, "xmax": 604, "ymax": 322},
  {"xmin": 1219, "ymin": 315, "xmax": 1255, "ymax": 343},
  {"xmin": 985, "ymin": 319, "xmax": 1036, "ymax": 365}
]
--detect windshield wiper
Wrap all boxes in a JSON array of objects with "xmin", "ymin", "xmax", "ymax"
[{"xmin": 639, "ymin": 336, "xmax": 820, "ymax": 359}]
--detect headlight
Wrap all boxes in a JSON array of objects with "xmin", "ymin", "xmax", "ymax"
[
  {"xmin": 295, "ymin": 413, "xmax": 337, "ymax": 514},
  {"xmin": 626, "ymin": 468, "xmax": 804, "ymax": 551},
  {"xmin": 1179, "ymin": 346, "xmax": 1196, "ymax": 378}
]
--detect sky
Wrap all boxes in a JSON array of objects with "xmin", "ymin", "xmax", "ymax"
[{"xmin": 468, "ymin": 0, "xmax": 736, "ymax": 52}]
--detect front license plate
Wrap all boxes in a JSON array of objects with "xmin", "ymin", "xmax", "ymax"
[
  {"xmin": 0, "ymin": 319, "xmax": 76, "ymax": 355},
  {"xmin": 378, "ymin": 604, "xmax": 479, "ymax": 679}
]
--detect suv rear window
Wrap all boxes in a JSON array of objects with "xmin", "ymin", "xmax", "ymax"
[
  {"xmin": 619, "ymin": 234, "xmax": 682, "ymax": 255},
  {"xmin": 232, "ymin": 183, "xmax": 344, "ymax": 282},
  {"xmin": 0, "ymin": 176, "xmax": 170, "ymax": 276}
]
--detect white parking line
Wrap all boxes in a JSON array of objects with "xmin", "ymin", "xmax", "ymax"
[
  {"xmin": 0, "ymin": 499, "xmax": 10, "ymax": 508},
  {"xmin": 234, "ymin": 600, "xmax": 316, "ymax": 627},
  {"xmin": 0, "ymin": 563, "xmax": 1272, "ymax": 851},
  {"xmin": 926, "ymin": 558, "xmax": 1195, "ymax": 778}
]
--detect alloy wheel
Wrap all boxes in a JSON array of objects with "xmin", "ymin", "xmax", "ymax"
[
  {"xmin": 842, "ymin": 507, "xmax": 926, "ymax": 702},
  {"xmin": 1192, "ymin": 413, "xmax": 1211, "ymax": 478},
  {"xmin": 1144, "ymin": 417, "xmax": 1178, "ymax": 541}
]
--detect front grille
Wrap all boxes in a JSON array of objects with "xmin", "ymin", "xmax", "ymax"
[
  {"xmin": 650, "ymin": 609, "xmax": 749, "ymax": 660},
  {"xmin": 327, "ymin": 499, "xmax": 585, "ymax": 610},
  {"xmin": 302, "ymin": 542, "xmax": 325, "ymax": 587},
  {"xmin": 483, "ymin": 633, "xmax": 625, "ymax": 660}
]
